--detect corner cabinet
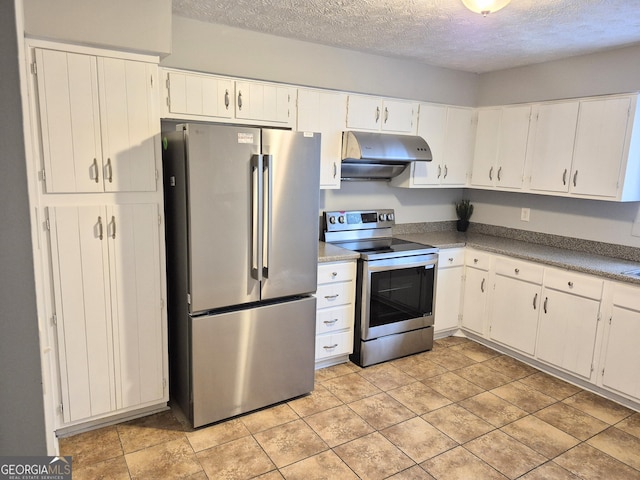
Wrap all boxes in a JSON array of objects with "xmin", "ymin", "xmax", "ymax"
[
  {"xmin": 47, "ymin": 204, "xmax": 166, "ymax": 423},
  {"xmin": 315, "ymin": 261, "xmax": 356, "ymax": 368},
  {"xmin": 34, "ymin": 48, "xmax": 158, "ymax": 193}
]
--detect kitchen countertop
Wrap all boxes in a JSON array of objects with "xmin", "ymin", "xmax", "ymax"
[{"xmin": 319, "ymin": 229, "xmax": 640, "ymax": 285}]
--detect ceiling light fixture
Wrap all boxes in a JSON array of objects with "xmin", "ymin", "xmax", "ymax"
[{"xmin": 462, "ymin": 0, "xmax": 511, "ymax": 17}]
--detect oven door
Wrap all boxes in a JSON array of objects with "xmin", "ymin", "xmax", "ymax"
[{"xmin": 360, "ymin": 253, "xmax": 437, "ymax": 341}]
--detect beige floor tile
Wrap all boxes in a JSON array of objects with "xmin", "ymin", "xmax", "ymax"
[
  {"xmin": 387, "ymin": 381, "xmax": 452, "ymax": 415},
  {"xmin": 534, "ymin": 403, "xmax": 608, "ymax": 441},
  {"xmin": 519, "ymin": 372, "xmax": 582, "ymax": 400},
  {"xmin": 587, "ymin": 426, "xmax": 640, "ymax": 470},
  {"xmin": 459, "ymin": 392, "xmax": 528, "ymax": 428},
  {"xmin": 455, "ymin": 363, "xmax": 513, "ymax": 390},
  {"xmin": 421, "ymin": 446, "xmax": 508, "ymax": 480},
  {"xmin": 562, "ymin": 390, "xmax": 634, "ymax": 424},
  {"xmin": 435, "ymin": 336, "xmax": 471, "ymax": 348},
  {"xmin": 184, "ymin": 472, "xmax": 209, "ymax": 480},
  {"xmin": 501, "ymin": 415, "xmax": 580, "ymax": 459},
  {"xmin": 359, "ymin": 362, "xmax": 417, "ymax": 390},
  {"xmin": 555, "ymin": 443, "xmax": 640, "ymax": 480},
  {"xmin": 334, "ymin": 431, "xmax": 415, "ymax": 480},
  {"xmin": 348, "ymin": 392, "xmax": 416, "ymax": 430},
  {"xmin": 386, "ymin": 465, "xmax": 436, "ymax": 479},
  {"xmin": 422, "ymin": 404, "xmax": 494, "ymax": 444},
  {"xmin": 381, "ymin": 417, "xmax": 457, "ymax": 463},
  {"xmin": 117, "ymin": 410, "xmax": 186, "ymax": 454},
  {"xmin": 321, "ymin": 372, "xmax": 381, "ymax": 403},
  {"xmin": 287, "ymin": 384, "xmax": 343, "ymax": 417},
  {"xmin": 279, "ymin": 449, "xmax": 359, "ymax": 480},
  {"xmin": 71, "ymin": 455, "xmax": 130, "ymax": 480},
  {"xmin": 390, "ymin": 357, "xmax": 448, "ymax": 380},
  {"xmin": 254, "ymin": 419, "xmax": 328, "ymax": 468},
  {"xmin": 304, "ymin": 404, "xmax": 375, "ymax": 447},
  {"xmin": 617, "ymin": 412, "xmax": 640, "ymax": 439},
  {"xmin": 240, "ymin": 403, "xmax": 299, "ymax": 434},
  {"xmin": 196, "ymin": 435, "xmax": 275, "ymax": 480},
  {"xmin": 450, "ymin": 342, "xmax": 501, "ymax": 362},
  {"xmin": 254, "ymin": 471, "xmax": 285, "ymax": 480},
  {"xmin": 314, "ymin": 362, "xmax": 359, "ymax": 383},
  {"xmin": 185, "ymin": 418, "xmax": 250, "ymax": 452},
  {"xmin": 427, "ymin": 372, "xmax": 485, "ymax": 402},
  {"xmin": 518, "ymin": 461, "xmax": 581, "ymax": 480},
  {"xmin": 481, "ymin": 355, "xmax": 538, "ymax": 380},
  {"xmin": 125, "ymin": 437, "xmax": 202, "ymax": 480},
  {"xmin": 426, "ymin": 348, "xmax": 478, "ymax": 370},
  {"xmin": 59, "ymin": 425, "xmax": 123, "ymax": 468},
  {"xmin": 466, "ymin": 430, "xmax": 547, "ymax": 479},
  {"xmin": 490, "ymin": 381, "xmax": 557, "ymax": 413}
]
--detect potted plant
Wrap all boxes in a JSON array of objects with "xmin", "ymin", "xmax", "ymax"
[{"xmin": 455, "ymin": 199, "xmax": 474, "ymax": 232}]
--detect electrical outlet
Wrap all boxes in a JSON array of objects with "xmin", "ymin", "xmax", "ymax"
[{"xmin": 521, "ymin": 208, "xmax": 530, "ymax": 222}]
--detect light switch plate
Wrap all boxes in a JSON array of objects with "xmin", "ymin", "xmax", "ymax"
[
  {"xmin": 632, "ymin": 205, "xmax": 640, "ymax": 237},
  {"xmin": 521, "ymin": 208, "xmax": 530, "ymax": 222}
]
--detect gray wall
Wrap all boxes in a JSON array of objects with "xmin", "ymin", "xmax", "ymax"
[{"xmin": 0, "ymin": 0, "xmax": 47, "ymax": 455}]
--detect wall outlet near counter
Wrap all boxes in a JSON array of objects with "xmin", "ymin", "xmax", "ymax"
[{"xmin": 521, "ymin": 208, "xmax": 531, "ymax": 222}]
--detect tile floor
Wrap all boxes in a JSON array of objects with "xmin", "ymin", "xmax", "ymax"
[{"xmin": 59, "ymin": 337, "xmax": 640, "ymax": 479}]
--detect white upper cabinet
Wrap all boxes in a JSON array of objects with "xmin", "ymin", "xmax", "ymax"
[
  {"xmin": 166, "ymin": 71, "xmax": 233, "ymax": 119},
  {"xmin": 472, "ymin": 105, "xmax": 531, "ymax": 189},
  {"xmin": 346, "ymin": 94, "xmax": 417, "ymax": 134},
  {"xmin": 297, "ymin": 88, "xmax": 347, "ymax": 189},
  {"xmin": 235, "ymin": 80, "xmax": 294, "ymax": 125},
  {"xmin": 34, "ymin": 48, "xmax": 158, "ymax": 193}
]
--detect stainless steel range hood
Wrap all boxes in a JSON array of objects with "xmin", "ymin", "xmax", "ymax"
[{"xmin": 341, "ymin": 131, "xmax": 432, "ymax": 180}]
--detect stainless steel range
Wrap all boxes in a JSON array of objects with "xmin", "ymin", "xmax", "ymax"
[{"xmin": 323, "ymin": 209, "xmax": 438, "ymax": 367}]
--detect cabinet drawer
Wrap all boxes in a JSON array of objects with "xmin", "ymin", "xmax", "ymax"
[
  {"xmin": 315, "ymin": 331, "xmax": 353, "ymax": 360},
  {"xmin": 612, "ymin": 283, "xmax": 640, "ymax": 310},
  {"xmin": 316, "ymin": 282, "xmax": 354, "ymax": 308},
  {"xmin": 316, "ymin": 305, "xmax": 353, "ymax": 334},
  {"xmin": 438, "ymin": 248, "xmax": 464, "ymax": 268},
  {"xmin": 495, "ymin": 257, "xmax": 544, "ymax": 284},
  {"xmin": 318, "ymin": 261, "xmax": 356, "ymax": 284},
  {"xmin": 465, "ymin": 250, "xmax": 492, "ymax": 270},
  {"xmin": 544, "ymin": 268, "xmax": 603, "ymax": 300}
]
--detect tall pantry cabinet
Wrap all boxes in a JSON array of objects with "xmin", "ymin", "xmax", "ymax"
[{"xmin": 27, "ymin": 42, "xmax": 168, "ymax": 429}]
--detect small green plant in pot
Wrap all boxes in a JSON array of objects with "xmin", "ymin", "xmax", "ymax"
[{"xmin": 455, "ymin": 199, "xmax": 474, "ymax": 232}]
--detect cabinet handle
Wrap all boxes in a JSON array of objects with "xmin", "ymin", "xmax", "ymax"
[
  {"xmin": 323, "ymin": 344, "xmax": 338, "ymax": 350},
  {"xmin": 573, "ymin": 170, "xmax": 578, "ymax": 187},
  {"xmin": 237, "ymin": 90, "xmax": 243, "ymax": 110},
  {"xmin": 568, "ymin": 281, "xmax": 574, "ymax": 288},
  {"xmin": 324, "ymin": 319, "xmax": 338, "ymax": 325},
  {"xmin": 437, "ymin": 165, "xmax": 442, "ymax": 179},
  {"xmin": 480, "ymin": 278, "xmax": 485, "ymax": 293},
  {"xmin": 489, "ymin": 166, "xmax": 493, "ymax": 181},
  {"xmin": 92, "ymin": 158, "xmax": 99, "ymax": 183},
  {"xmin": 333, "ymin": 162, "xmax": 337, "ymax": 179},
  {"xmin": 533, "ymin": 293, "xmax": 538, "ymax": 310},
  {"xmin": 497, "ymin": 166, "xmax": 502, "ymax": 182},
  {"xmin": 375, "ymin": 106, "xmax": 380, "ymax": 123},
  {"xmin": 448, "ymin": 257, "xmax": 454, "ymax": 262},
  {"xmin": 97, "ymin": 216, "xmax": 104, "ymax": 240},
  {"xmin": 444, "ymin": 165, "xmax": 448, "ymax": 179},
  {"xmin": 324, "ymin": 294, "xmax": 339, "ymax": 300},
  {"xmin": 331, "ymin": 272, "xmax": 338, "ymax": 277},
  {"xmin": 562, "ymin": 168, "xmax": 568, "ymax": 185},
  {"xmin": 110, "ymin": 216, "xmax": 116, "ymax": 239},
  {"xmin": 384, "ymin": 106, "xmax": 389, "ymax": 124},
  {"xmin": 515, "ymin": 268, "xmax": 520, "ymax": 274},
  {"xmin": 543, "ymin": 296, "xmax": 548, "ymax": 314},
  {"xmin": 474, "ymin": 258, "xmax": 479, "ymax": 264},
  {"xmin": 106, "ymin": 158, "xmax": 113, "ymax": 183},
  {"xmin": 224, "ymin": 89, "xmax": 230, "ymax": 110}
]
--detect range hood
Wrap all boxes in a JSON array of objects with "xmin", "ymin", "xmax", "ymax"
[{"xmin": 341, "ymin": 131, "xmax": 432, "ymax": 180}]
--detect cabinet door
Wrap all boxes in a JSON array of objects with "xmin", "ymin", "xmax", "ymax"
[
  {"xmin": 381, "ymin": 99, "xmax": 417, "ymax": 134},
  {"xmin": 601, "ymin": 304, "xmax": 640, "ymax": 399},
  {"xmin": 570, "ymin": 96, "xmax": 631, "ymax": 197},
  {"xmin": 471, "ymin": 108, "xmax": 501, "ymax": 187},
  {"xmin": 235, "ymin": 81, "xmax": 292, "ymax": 124},
  {"xmin": 529, "ymin": 101, "xmax": 579, "ymax": 193},
  {"xmin": 461, "ymin": 266, "xmax": 489, "ymax": 335},
  {"xmin": 98, "ymin": 58, "xmax": 158, "ymax": 192},
  {"xmin": 107, "ymin": 204, "xmax": 164, "ymax": 409},
  {"xmin": 35, "ymin": 49, "xmax": 102, "ymax": 193},
  {"xmin": 441, "ymin": 107, "xmax": 474, "ymax": 185},
  {"xmin": 346, "ymin": 95, "xmax": 382, "ymax": 130},
  {"xmin": 167, "ymin": 71, "xmax": 233, "ymax": 119},
  {"xmin": 536, "ymin": 288, "xmax": 600, "ymax": 379},
  {"xmin": 412, "ymin": 104, "xmax": 448, "ymax": 186},
  {"xmin": 496, "ymin": 105, "xmax": 531, "ymax": 189},
  {"xmin": 490, "ymin": 275, "xmax": 541, "ymax": 355},
  {"xmin": 435, "ymin": 265, "xmax": 463, "ymax": 332},
  {"xmin": 49, "ymin": 206, "xmax": 115, "ymax": 422}
]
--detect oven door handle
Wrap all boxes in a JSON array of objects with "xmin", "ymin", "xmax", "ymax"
[{"xmin": 366, "ymin": 257, "xmax": 437, "ymax": 273}]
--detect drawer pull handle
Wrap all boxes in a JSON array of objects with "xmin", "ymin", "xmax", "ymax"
[
  {"xmin": 474, "ymin": 258, "xmax": 479, "ymax": 264},
  {"xmin": 515, "ymin": 268, "xmax": 520, "ymax": 274},
  {"xmin": 448, "ymin": 257, "xmax": 454, "ymax": 262},
  {"xmin": 568, "ymin": 281, "xmax": 574, "ymax": 288},
  {"xmin": 331, "ymin": 271, "xmax": 338, "ymax": 277},
  {"xmin": 324, "ymin": 319, "xmax": 338, "ymax": 325},
  {"xmin": 323, "ymin": 344, "xmax": 338, "ymax": 350},
  {"xmin": 324, "ymin": 294, "xmax": 339, "ymax": 300}
]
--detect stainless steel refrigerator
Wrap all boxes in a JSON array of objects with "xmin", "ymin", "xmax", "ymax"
[{"xmin": 163, "ymin": 123, "xmax": 321, "ymax": 427}]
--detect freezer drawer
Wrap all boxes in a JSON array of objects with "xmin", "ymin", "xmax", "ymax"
[{"xmin": 190, "ymin": 296, "xmax": 316, "ymax": 427}]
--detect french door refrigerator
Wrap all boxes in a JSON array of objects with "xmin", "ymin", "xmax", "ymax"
[{"xmin": 163, "ymin": 123, "xmax": 321, "ymax": 427}]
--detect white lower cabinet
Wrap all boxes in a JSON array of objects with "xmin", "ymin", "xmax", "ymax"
[
  {"xmin": 434, "ymin": 249, "xmax": 464, "ymax": 333},
  {"xmin": 48, "ymin": 203, "xmax": 166, "ymax": 423},
  {"xmin": 315, "ymin": 261, "xmax": 356, "ymax": 366},
  {"xmin": 489, "ymin": 257, "xmax": 543, "ymax": 355},
  {"xmin": 460, "ymin": 250, "xmax": 492, "ymax": 335}
]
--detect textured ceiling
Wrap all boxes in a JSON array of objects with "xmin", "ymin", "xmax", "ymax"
[{"xmin": 172, "ymin": 0, "xmax": 640, "ymax": 73}]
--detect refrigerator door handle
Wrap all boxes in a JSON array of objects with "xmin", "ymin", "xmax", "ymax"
[
  {"xmin": 251, "ymin": 154, "xmax": 264, "ymax": 281},
  {"xmin": 263, "ymin": 154, "xmax": 274, "ymax": 278}
]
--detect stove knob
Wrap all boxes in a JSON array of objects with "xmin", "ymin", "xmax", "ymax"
[
  {"xmin": 387, "ymin": 213, "xmax": 395, "ymax": 221},
  {"xmin": 379, "ymin": 213, "xmax": 387, "ymax": 221},
  {"xmin": 329, "ymin": 216, "xmax": 336, "ymax": 224},
  {"xmin": 338, "ymin": 215, "xmax": 345, "ymax": 224}
]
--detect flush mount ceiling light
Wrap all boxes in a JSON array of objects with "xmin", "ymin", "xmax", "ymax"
[{"xmin": 462, "ymin": 0, "xmax": 511, "ymax": 16}]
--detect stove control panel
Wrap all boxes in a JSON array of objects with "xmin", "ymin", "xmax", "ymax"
[{"xmin": 324, "ymin": 209, "xmax": 395, "ymax": 233}]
